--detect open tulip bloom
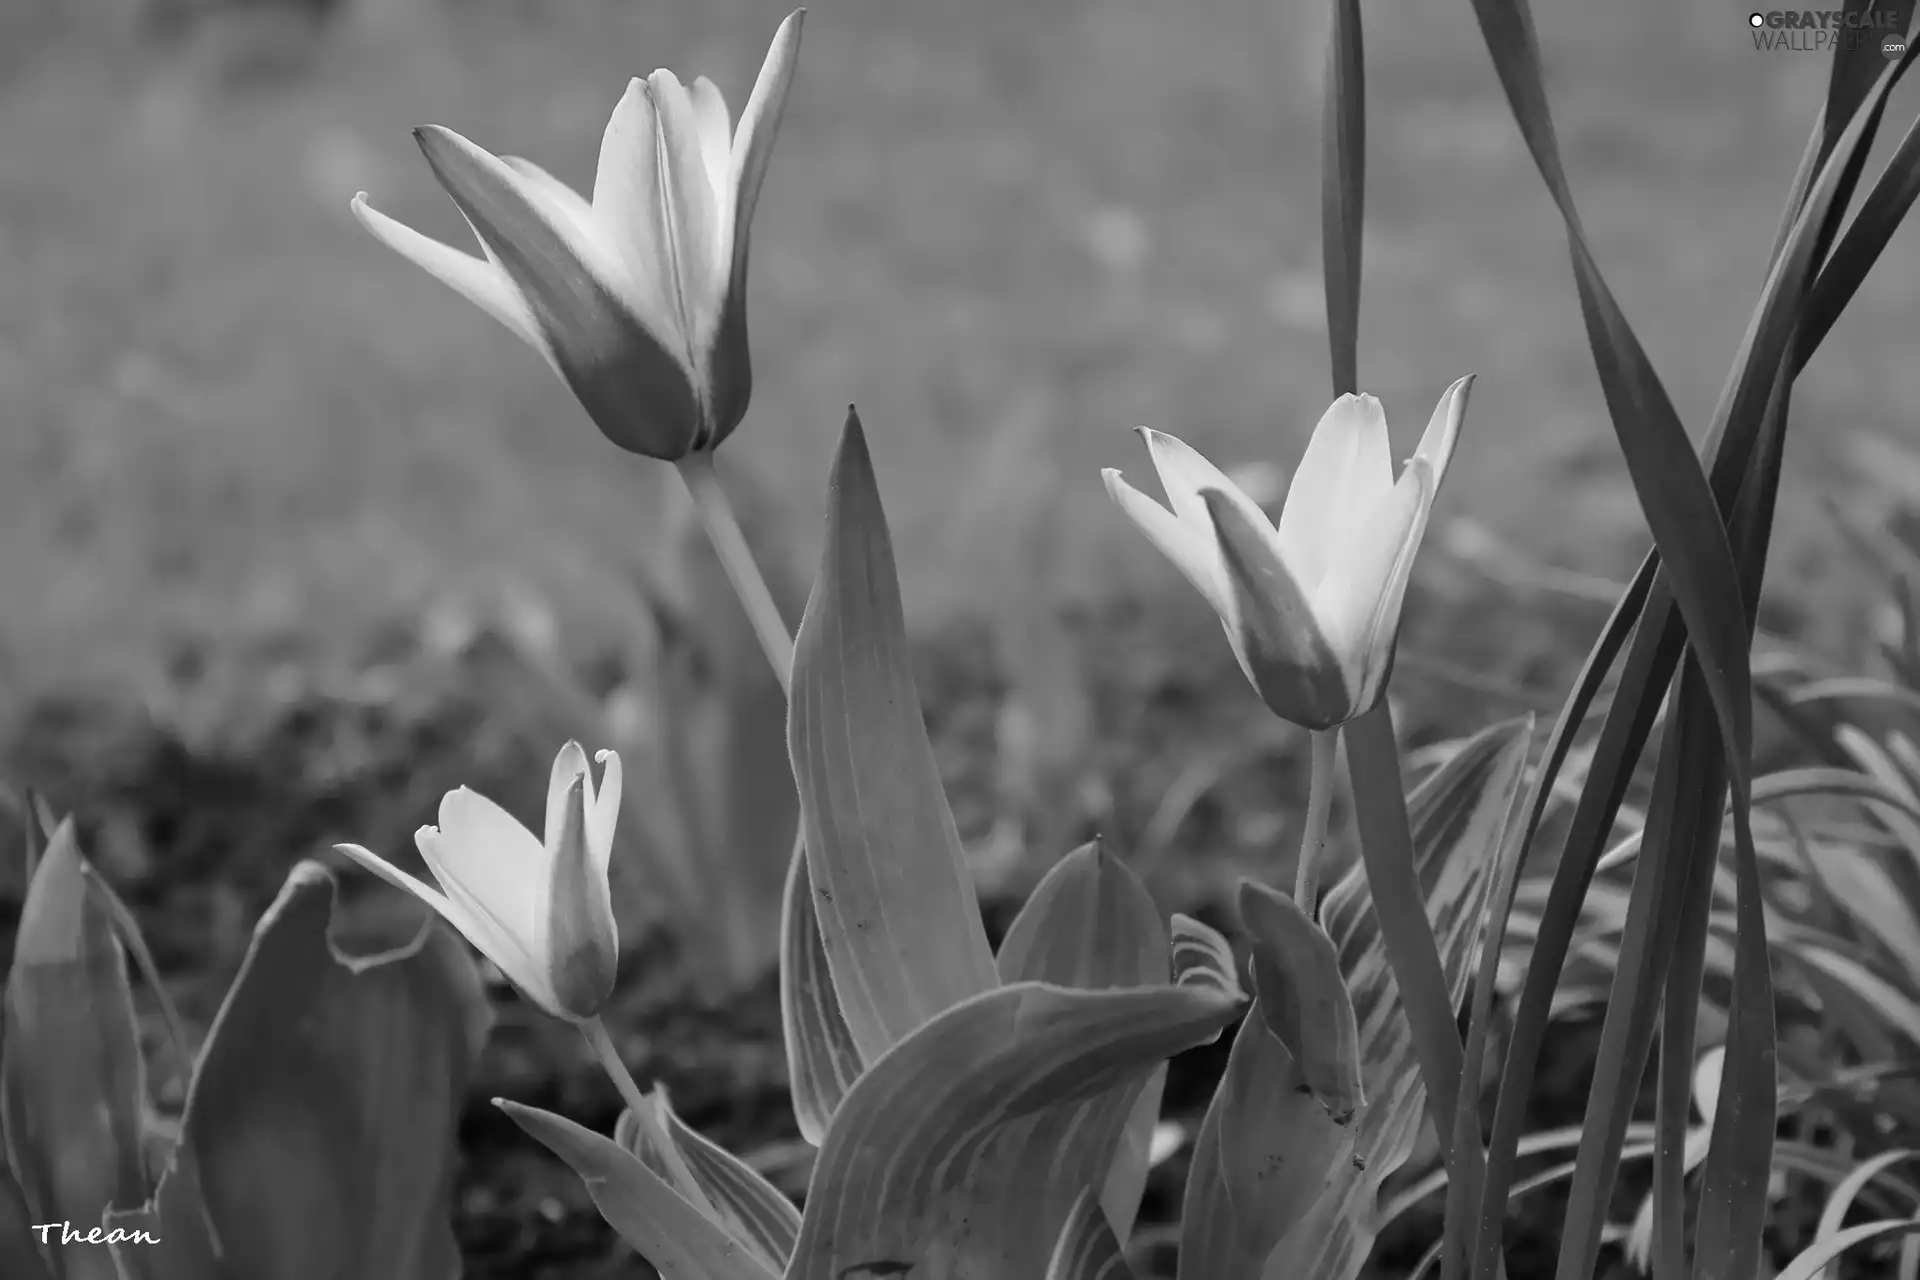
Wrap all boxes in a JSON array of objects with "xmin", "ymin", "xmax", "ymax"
[
  {"xmin": 336, "ymin": 742, "xmax": 624, "ymax": 1022},
  {"xmin": 351, "ymin": 11, "xmax": 804, "ymax": 461},
  {"xmin": 1103, "ymin": 376, "xmax": 1473, "ymax": 731}
]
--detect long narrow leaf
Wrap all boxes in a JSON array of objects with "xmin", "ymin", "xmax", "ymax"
[
  {"xmin": 614, "ymin": 1092, "xmax": 802, "ymax": 1273},
  {"xmin": 1557, "ymin": 665, "xmax": 1721, "ymax": 1280},
  {"xmin": 1321, "ymin": 0, "xmax": 1364, "ymax": 395},
  {"xmin": 1344, "ymin": 706, "xmax": 1475, "ymax": 1192},
  {"xmin": 502, "ymin": 1102, "xmax": 777, "ymax": 1280},
  {"xmin": 1778, "ymin": 1221, "xmax": 1920, "ymax": 1280},
  {"xmin": 788, "ymin": 408, "xmax": 1000, "ymax": 1060},
  {"xmin": 1449, "ymin": 558, "xmax": 1653, "ymax": 1278},
  {"xmin": 777, "ymin": 833, "xmax": 861, "ymax": 1145}
]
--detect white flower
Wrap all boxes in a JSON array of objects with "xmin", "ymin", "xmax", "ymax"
[
  {"xmin": 336, "ymin": 742, "xmax": 624, "ymax": 1021},
  {"xmin": 351, "ymin": 11, "xmax": 804, "ymax": 460},
  {"xmin": 1102, "ymin": 377, "xmax": 1473, "ymax": 728}
]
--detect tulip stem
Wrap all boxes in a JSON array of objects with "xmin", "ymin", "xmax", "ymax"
[
  {"xmin": 580, "ymin": 1017, "xmax": 710, "ymax": 1210},
  {"xmin": 676, "ymin": 451, "xmax": 795, "ymax": 693},
  {"xmin": 1295, "ymin": 727, "xmax": 1340, "ymax": 916}
]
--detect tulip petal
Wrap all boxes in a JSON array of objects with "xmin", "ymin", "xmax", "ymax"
[
  {"xmin": 590, "ymin": 750, "xmax": 624, "ymax": 880},
  {"xmin": 334, "ymin": 840, "xmax": 546, "ymax": 1004},
  {"xmin": 499, "ymin": 156, "xmax": 598, "ymax": 241},
  {"xmin": 688, "ymin": 76, "xmax": 734, "ymax": 208},
  {"xmin": 410, "ymin": 826, "xmax": 561, "ymax": 1013},
  {"xmin": 1313, "ymin": 457, "xmax": 1434, "ymax": 709},
  {"xmin": 429, "ymin": 787, "xmax": 548, "ymax": 940},
  {"xmin": 1102, "ymin": 467, "xmax": 1228, "ymax": 619},
  {"xmin": 416, "ymin": 122, "xmax": 705, "ymax": 459},
  {"xmin": 545, "ymin": 741, "xmax": 593, "ymax": 853},
  {"xmin": 1276, "ymin": 393, "xmax": 1394, "ymax": 586},
  {"xmin": 351, "ymin": 193, "xmax": 547, "ymax": 354},
  {"xmin": 592, "ymin": 82, "xmax": 676, "ymax": 327},
  {"xmin": 544, "ymin": 775, "xmax": 619, "ymax": 1017},
  {"xmin": 1411, "ymin": 374, "xmax": 1475, "ymax": 492},
  {"xmin": 702, "ymin": 12, "xmax": 803, "ymax": 449},
  {"xmin": 1137, "ymin": 428, "xmax": 1275, "ymax": 547},
  {"xmin": 727, "ymin": 10, "xmax": 803, "ymax": 288},
  {"xmin": 1203, "ymin": 489, "xmax": 1355, "ymax": 730},
  {"xmin": 648, "ymin": 70, "xmax": 727, "ymax": 347}
]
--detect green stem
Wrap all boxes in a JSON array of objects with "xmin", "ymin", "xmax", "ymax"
[
  {"xmin": 580, "ymin": 1017, "xmax": 708, "ymax": 1208},
  {"xmin": 675, "ymin": 450, "xmax": 795, "ymax": 693},
  {"xmin": 1294, "ymin": 727, "xmax": 1340, "ymax": 914}
]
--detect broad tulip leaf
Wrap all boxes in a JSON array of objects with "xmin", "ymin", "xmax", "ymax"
[
  {"xmin": 0, "ymin": 1159, "xmax": 53, "ymax": 1280},
  {"xmin": 1, "ymin": 819, "xmax": 148, "ymax": 1280},
  {"xmin": 1179, "ymin": 1010, "xmax": 1355, "ymax": 1280},
  {"xmin": 106, "ymin": 861, "xmax": 490, "ymax": 1280},
  {"xmin": 1238, "ymin": 879, "xmax": 1364, "ymax": 1123},
  {"xmin": 504, "ymin": 1101, "xmax": 777, "ymax": 1280},
  {"xmin": 1170, "ymin": 913, "xmax": 1243, "ymax": 1007},
  {"xmin": 995, "ymin": 842, "xmax": 1169, "ymax": 1242},
  {"xmin": 1184, "ymin": 718, "xmax": 1529, "ymax": 1280},
  {"xmin": 1046, "ymin": 1185, "xmax": 1140, "ymax": 1280},
  {"xmin": 615, "ymin": 1091, "xmax": 801, "ymax": 1273},
  {"xmin": 777, "ymin": 833, "xmax": 863, "ymax": 1145},
  {"xmin": 788, "ymin": 408, "xmax": 999, "ymax": 1061},
  {"xmin": 103, "ymin": 1144, "xmax": 221, "ymax": 1279},
  {"xmin": 787, "ymin": 978, "xmax": 1243, "ymax": 1279}
]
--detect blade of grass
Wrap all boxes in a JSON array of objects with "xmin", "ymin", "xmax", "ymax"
[
  {"xmin": 1650, "ymin": 681, "xmax": 1729, "ymax": 1280},
  {"xmin": 1801, "ymin": 103, "xmax": 1920, "ymax": 360},
  {"xmin": 1464, "ymin": 16, "xmax": 1919, "ymax": 1279},
  {"xmin": 1778, "ymin": 1221, "xmax": 1920, "ymax": 1280},
  {"xmin": 1473, "ymin": 573, "xmax": 1687, "ymax": 1279},
  {"xmin": 1446, "ymin": 553, "xmax": 1655, "ymax": 1280},
  {"xmin": 1556, "ymin": 663, "xmax": 1722, "ymax": 1280},
  {"xmin": 1690, "ymin": 374, "xmax": 1794, "ymax": 1280},
  {"xmin": 1465, "ymin": 0, "xmax": 1755, "ymax": 812}
]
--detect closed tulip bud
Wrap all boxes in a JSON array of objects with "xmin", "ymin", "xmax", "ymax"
[
  {"xmin": 351, "ymin": 11, "xmax": 804, "ymax": 460},
  {"xmin": 1103, "ymin": 376, "xmax": 1472, "ymax": 729},
  {"xmin": 336, "ymin": 742, "xmax": 624, "ymax": 1022}
]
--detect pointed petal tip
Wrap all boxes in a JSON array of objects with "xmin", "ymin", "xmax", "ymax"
[
  {"xmin": 771, "ymin": 8, "xmax": 806, "ymax": 48},
  {"xmin": 1100, "ymin": 466, "xmax": 1149, "ymax": 508}
]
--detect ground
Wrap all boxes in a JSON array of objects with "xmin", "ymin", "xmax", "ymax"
[{"xmin": 0, "ymin": 0, "xmax": 1916, "ymax": 1275}]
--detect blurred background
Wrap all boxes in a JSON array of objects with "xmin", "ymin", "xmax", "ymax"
[{"xmin": 0, "ymin": 0, "xmax": 1917, "ymax": 1274}]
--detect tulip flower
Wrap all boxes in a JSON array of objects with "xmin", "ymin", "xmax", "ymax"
[
  {"xmin": 1103, "ymin": 376, "xmax": 1473, "ymax": 730},
  {"xmin": 336, "ymin": 742, "xmax": 624, "ymax": 1022},
  {"xmin": 351, "ymin": 11, "xmax": 804, "ymax": 461}
]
